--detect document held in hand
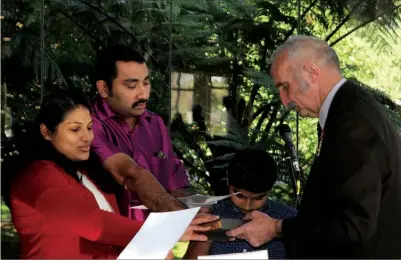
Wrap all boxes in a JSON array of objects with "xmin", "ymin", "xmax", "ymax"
[
  {"xmin": 117, "ymin": 207, "xmax": 200, "ymax": 259},
  {"xmin": 199, "ymin": 218, "xmax": 245, "ymax": 241},
  {"xmin": 198, "ymin": 249, "xmax": 268, "ymax": 259},
  {"xmin": 130, "ymin": 192, "xmax": 241, "ymax": 209}
]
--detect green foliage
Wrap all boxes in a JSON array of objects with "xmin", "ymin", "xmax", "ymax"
[
  {"xmin": 1, "ymin": 202, "xmax": 19, "ymax": 259},
  {"xmin": 1, "ymin": 223, "xmax": 19, "ymax": 259},
  {"xmin": 1, "ymin": 5, "xmax": 401, "ymax": 259},
  {"xmin": 2, "ymin": 0, "xmax": 400, "ymax": 200},
  {"xmin": 172, "ymin": 102, "xmax": 300, "ymax": 207},
  {"xmin": 335, "ymin": 27, "xmax": 401, "ymax": 101},
  {"xmin": 270, "ymin": 181, "xmax": 295, "ymax": 205}
]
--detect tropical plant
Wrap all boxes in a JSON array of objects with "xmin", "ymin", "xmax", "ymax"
[
  {"xmin": 2, "ymin": 1, "xmax": 401, "ymax": 258},
  {"xmin": 2, "ymin": 0, "xmax": 401, "ymax": 202}
]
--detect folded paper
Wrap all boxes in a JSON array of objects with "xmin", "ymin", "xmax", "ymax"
[
  {"xmin": 130, "ymin": 193, "xmax": 241, "ymax": 210},
  {"xmin": 200, "ymin": 218, "xmax": 246, "ymax": 241},
  {"xmin": 198, "ymin": 249, "xmax": 268, "ymax": 259},
  {"xmin": 118, "ymin": 207, "xmax": 200, "ymax": 259}
]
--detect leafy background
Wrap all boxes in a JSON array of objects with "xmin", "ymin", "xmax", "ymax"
[{"xmin": 1, "ymin": 0, "xmax": 401, "ymax": 258}]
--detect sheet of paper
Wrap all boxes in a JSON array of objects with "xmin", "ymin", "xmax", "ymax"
[
  {"xmin": 180, "ymin": 192, "xmax": 241, "ymax": 204},
  {"xmin": 130, "ymin": 205, "xmax": 148, "ymax": 210},
  {"xmin": 198, "ymin": 250, "xmax": 268, "ymax": 259},
  {"xmin": 130, "ymin": 193, "xmax": 241, "ymax": 210},
  {"xmin": 117, "ymin": 207, "xmax": 200, "ymax": 259}
]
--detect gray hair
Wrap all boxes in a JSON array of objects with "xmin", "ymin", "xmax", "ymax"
[{"xmin": 270, "ymin": 35, "xmax": 341, "ymax": 71}]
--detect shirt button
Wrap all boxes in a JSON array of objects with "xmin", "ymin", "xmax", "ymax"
[{"xmin": 243, "ymin": 249, "xmax": 247, "ymax": 252}]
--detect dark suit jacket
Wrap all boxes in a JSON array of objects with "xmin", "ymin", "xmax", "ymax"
[
  {"xmin": 10, "ymin": 160, "xmax": 143, "ymax": 259},
  {"xmin": 282, "ymin": 80, "xmax": 401, "ymax": 258}
]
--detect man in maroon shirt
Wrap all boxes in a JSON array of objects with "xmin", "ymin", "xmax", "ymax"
[{"xmin": 90, "ymin": 44, "xmax": 191, "ymax": 220}]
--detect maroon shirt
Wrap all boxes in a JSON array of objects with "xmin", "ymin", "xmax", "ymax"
[{"xmin": 90, "ymin": 96, "xmax": 190, "ymax": 220}]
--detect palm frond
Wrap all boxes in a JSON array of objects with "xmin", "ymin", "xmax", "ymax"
[
  {"xmin": 368, "ymin": 18, "xmax": 401, "ymax": 53},
  {"xmin": 205, "ymin": 152, "xmax": 236, "ymax": 163},
  {"xmin": 243, "ymin": 67, "xmax": 276, "ymax": 91},
  {"xmin": 176, "ymin": 13, "xmax": 213, "ymax": 22},
  {"xmin": 216, "ymin": 132, "xmax": 247, "ymax": 144},
  {"xmin": 211, "ymin": 163, "xmax": 230, "ymax": 169},
  {"xmin": 219, "ymin": 0, "xmax": 257, "ymax": 19},
  {"xmin": 10, "ymin": 30, "xmax": 67, "ymax": 87},
  {"xmin": 174, "ymin": 0, "xmax": 208, "ymax": 9},
  {"xmin": 194, "ymin": 56, "xmax": 233, "ymax": 67},
  {"xmin": 329, "ymin": 2, "xmax": 401, "ymax": 47},
  {"xmin": 226, "ymin": 115, "xmax": 250, "ymax": 142},
  {"xmin": 207, "ymin": 140, "xmax": 247, "ymax": 150}
]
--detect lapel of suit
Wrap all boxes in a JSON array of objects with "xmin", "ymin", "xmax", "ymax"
[
  {"xmin": 318, "ymin": 80, "xmax": 358, "ymax": 156},
  {"xmin": 301, "ymin": 81, "xmax": 356, "ymax": 206}
]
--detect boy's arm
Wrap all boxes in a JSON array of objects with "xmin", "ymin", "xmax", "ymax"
[{"xmin": 183, "ymin": 241, "xmax": 212, "ymax": 259}]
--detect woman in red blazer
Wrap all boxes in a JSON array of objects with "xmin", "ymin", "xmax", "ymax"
[{"xmin": 9, "ymin": 90, "xmax": 214, "ymax": 259}]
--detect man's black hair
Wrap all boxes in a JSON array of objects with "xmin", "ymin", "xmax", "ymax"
[
  {"xmin": 94, "ymin": 44, "xmax": 145, "ymax": 91},
  {"xmin": 227, "ymin": 148, "xmax": 278, "ymax": 193}
]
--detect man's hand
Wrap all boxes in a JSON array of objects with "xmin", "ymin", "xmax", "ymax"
[
  {"xmin": 226, "ymin": 211, "xmax": 282, "ymax": 247},
  {"xmin": 180, "ymin": 213, "xmax": 220, "ymax": 242}
]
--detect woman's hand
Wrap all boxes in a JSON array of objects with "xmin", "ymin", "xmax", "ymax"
[
  {"xmin": 165, "ymin": 249, "xmax": 174, "ymax": 260},
  {"xmin": 179, "ymin": 213, "xmax": 219, "ymax": 242},
  {"xmin": 191, "ymin": 212, "xmax": 219, "ymax": 225},
  {"xmin": 180, "ymin": 223, "xmax": 210, "ymax": 242}
]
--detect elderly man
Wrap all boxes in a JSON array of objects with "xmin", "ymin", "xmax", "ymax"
[{"xmin": 227, "ymin": 36, "xmax": 401, "ymax": 258}]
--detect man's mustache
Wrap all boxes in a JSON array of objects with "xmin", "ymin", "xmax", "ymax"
[{"xmin": 132, "ymin": 99, "xmax": 148, "ymax": 108}]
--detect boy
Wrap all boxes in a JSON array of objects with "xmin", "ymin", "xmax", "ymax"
[{"xmin": 184, "ymin": 148, "xmax": 297, "ymax": 259}]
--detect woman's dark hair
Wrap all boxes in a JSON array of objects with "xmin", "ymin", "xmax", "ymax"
[
  {"xmin": 2, "ymin": 89, "xmax": 91, "ymax": 207},
  {"xmin": 34, "ymin": 90, "xmax": 91, "ymax": 137},
  {"xmin": 24, "ymin": 89, "xmax": 90, "ymax": 155},
  {"xmin": 227, "ymin": 148, "xmax": 278, "ymax": 194}
]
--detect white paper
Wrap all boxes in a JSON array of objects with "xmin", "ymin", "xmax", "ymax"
[
  {"xmin": 198, "ymin": 250, "xmax": 268, "ymax": 259},
  {"xmin": 130, "ymin": 193, "xmax": 241, "ymax": 210},
  {"xmin": 180, "ymin": 192, "xmax": 241, "ymax": 204},
  {"xmin": 130, "ymin": 205, "xmax": 149, "ymax": 210},
  {"xmin": 118, "ymin": 207, "xmax": 200, "ymax": 259}
]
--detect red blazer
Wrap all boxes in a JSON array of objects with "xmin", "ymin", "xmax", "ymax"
[{"xmin": 10, "ymin": 160, "xmax": 143, "ymax": 259}]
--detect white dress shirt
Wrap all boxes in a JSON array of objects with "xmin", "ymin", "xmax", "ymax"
[
  {"xmin": 319, "ymin": 78, "xmax": 347, "ymax": 129},
  {"xmin": 77, "ymin": 171, "xmax": 114, "ymax": 212}
]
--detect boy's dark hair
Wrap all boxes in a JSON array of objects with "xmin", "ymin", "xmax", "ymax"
[
  {"xmin": 94, "ymin": 44, "xmax": 145, "ymax": 91},
  {"xmin": 227, "ymin": 148, "xmax": 278, "ymax": 193}
]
